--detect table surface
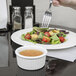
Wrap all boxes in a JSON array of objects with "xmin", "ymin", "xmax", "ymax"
[
  {"xmin": 0, "ymin": 26, "xmax": 76, "ymax": 76},
  {"xmin": 0, "ymin": 40, "xmax": 72, "ymax": 76}
]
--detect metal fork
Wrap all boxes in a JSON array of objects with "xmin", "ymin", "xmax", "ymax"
[{"xmin": 41, "ymin": 0, "xmax": 52, "ymax": 28}]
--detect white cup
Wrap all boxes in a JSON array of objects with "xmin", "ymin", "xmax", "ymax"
[{"xmin": 15, "ymin": 45, "xmax": 47, "ymax": 70}]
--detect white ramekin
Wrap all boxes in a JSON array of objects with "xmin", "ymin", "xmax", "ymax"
[{"xmin": 15, "ymin": 45, "xmax": 47, "ymax": 70}]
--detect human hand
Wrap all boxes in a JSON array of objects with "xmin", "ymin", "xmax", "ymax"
[{"xmin": 53, "ymin": 0, "xmax": 76, "ymax": 7}]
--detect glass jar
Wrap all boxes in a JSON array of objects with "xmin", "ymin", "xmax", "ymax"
[
  {"xmin": 12, "ymin": 7, "xmax": 22, "ymax": 30},
  {"xmin": 24, "ymin": 6, "xmax": 33, "ymax": 29}
]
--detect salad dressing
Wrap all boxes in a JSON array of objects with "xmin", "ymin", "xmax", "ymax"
[{"xmin": 20, "ymin": 50, "xmax": 43, "ymax": 57}]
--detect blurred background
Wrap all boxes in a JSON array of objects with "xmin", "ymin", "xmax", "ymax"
[{"xmin": 7, "ymin": 0, "xmax": 76, "ymax": 29}]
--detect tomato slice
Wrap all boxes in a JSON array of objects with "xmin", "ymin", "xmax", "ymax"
[
  {"xmin": 42, "ymin": 36, "xmax": 51, "ymax": 43},
  {"xmin": 25, "ymin": 33, "xmax": 31, "ymax": 39},
  {"xmin": 59, "ymin": 37, "xmax": 65, "ymax": 43},
  {"xmin": 44, "ymin": 32, "xmax": 50, "ymax": 37},
  {"xmin": 42, "ymin": 38, "xmax": 48, "ymax": 42}
]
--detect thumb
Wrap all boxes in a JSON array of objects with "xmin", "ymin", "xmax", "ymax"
[{"xmin": 53, "ymin": 0, "xmax": 60, "ymax": 6}]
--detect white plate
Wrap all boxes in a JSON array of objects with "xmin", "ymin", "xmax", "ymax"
[{"xmin": 11, "ymin": 28, "xmax": 76, "ymax": 50}]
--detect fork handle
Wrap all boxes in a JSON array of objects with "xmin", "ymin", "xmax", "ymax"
[{"xmin": 49, "ymin": 0, "xmax": 53, "ymax": 9}]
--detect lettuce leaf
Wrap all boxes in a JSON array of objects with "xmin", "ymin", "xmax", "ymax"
[
  {"xmin": 51, "ymin": 40, "xmax": 61, "ymax": 44},
  {"xmin": 38, "ymin": 32, "xmax": 44, "ymax": 39},
  {"xmin": 29, "ymin": 30, "xmax": 36, "ymax": 35},
  {"xmin": 21, "ymin": 34, "xmax": 26, "ymax": 40},
  {"xmin": 51, "ymin": 34, "xmax": 59, "ymax": 40},
  {"xmin": 33, "ymin": 27, "xmax": 48, "ymax": 32},
  {"xmin": 21, "ymin": 34, "xmax": 37, "ymax": 44}
]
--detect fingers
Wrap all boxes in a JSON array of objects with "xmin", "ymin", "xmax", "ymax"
[
  {"xmin": 53, "ymin": 0, "xmax": 60, "ymax": 6},
  {"xmin": 53, "ymin": 0, "xmax": 74, "ymax": 8}
]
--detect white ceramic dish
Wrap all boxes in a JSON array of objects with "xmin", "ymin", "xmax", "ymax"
[
  {"xmin": 11, "ymin": 28, "xmax": 76, "ymax": 49},
  {"xmin": 15, "ymin": 45, "xmax": 47, "ymax": 70}
]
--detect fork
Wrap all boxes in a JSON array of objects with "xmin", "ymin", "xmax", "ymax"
[{"xmin": 41, "ymin": 0, "xmax": 52, "ymax": 28}]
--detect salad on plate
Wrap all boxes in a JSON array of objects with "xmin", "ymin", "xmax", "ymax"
[{"xmin": 21, "ymin": 27, "xmax": 69, "ymax": 44}]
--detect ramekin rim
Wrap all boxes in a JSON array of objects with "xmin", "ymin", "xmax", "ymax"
[{"xmin": 15, "ymin": 46, "xmax": 47, "ymax": 59}]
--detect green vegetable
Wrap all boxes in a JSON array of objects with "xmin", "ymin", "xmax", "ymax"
[
  {"xmin": 38, "ymin": 32, "xmax": 44, "ymax": 39},
  {"xmin": 29, "ymin": 30, "xmax": 36, "ymax": 35},
  {"xmin": 58, "ymin": 32, "xmax": 66, "ymax": 37},
  {"xmin": 51, "ymin": 34, "xmax": 59, "ymax": 40},
  {"xmin": 21, "ymin": 35, "xmax": 37, "ymax": 43},
  {"xmin": 50, "ymin": 34, "xmax": 61, "ymax": 44},
  {"xmin": 51, "ymin": 40, "xmax": 61, "ymax": 44},
  {"xmin": 21, "ymin": 34, "xmax": 26, "ymax": 40},
  {"xmin": 61, "ymin": 32, "xmax": 66, "ymax": 37},
  {"xmin": 33, "ymin": 27, "xmax": 48, "ymax": 32},
  {"xmin": 26, "ymin": 39, "xmax": 37, "ymax": 44},
  {"xmin": 21, "ymin": 27, "xmax": 68, "ymax": 45},
  {"xmin": 63, "ymin": 34, "xmax": 66, "ymax": 37}
]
